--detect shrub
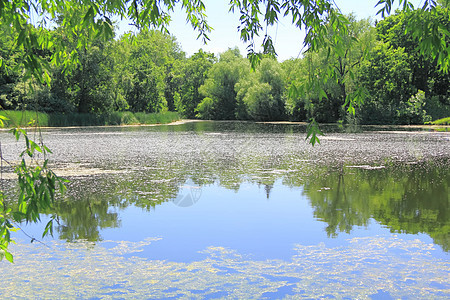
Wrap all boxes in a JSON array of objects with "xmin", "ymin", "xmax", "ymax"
[
  {"xmin": 195, "ymin": 97, "xmax": 216, "ymax": 119},
  {"xmin": 396, "ymin": 90, "xmax": 431, "ymax": 125},
  {"xmin": 427, "ymin": 117, "xmax": 450, "ymax": 125}
]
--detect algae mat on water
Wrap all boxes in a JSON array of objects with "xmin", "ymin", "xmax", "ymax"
[{"xmin": 1, "ymin": 236, "xmax": 449, "ymax": 299}]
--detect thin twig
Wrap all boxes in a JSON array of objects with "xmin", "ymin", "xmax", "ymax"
[{"xmin": 11, "ymin": 221, "xmax": 52, "ymax": 249}]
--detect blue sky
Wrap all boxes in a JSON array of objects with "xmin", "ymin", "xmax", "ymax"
[{"xmin": 117, "ymin": 0, "xmax": 422, "ymax": 61}]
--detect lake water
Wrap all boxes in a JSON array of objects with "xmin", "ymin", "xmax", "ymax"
[{"xmin": 0, "ymin": 121, "xmax": 449, "ymax": 299}]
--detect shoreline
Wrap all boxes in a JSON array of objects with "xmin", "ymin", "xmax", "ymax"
[
  {"xmin": 0, "ymin": 119, "xmax": 204, "ymax": 131},
  {"xmin": 0, "ymin": 119, "xmax": 448, "ymax": 131}
]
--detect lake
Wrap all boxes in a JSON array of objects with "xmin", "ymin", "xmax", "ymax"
[{"xmin": 0, "ymin": 121, "xmax": 449, "ymax": 299}]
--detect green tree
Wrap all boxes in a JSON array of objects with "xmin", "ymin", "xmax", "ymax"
[
  {"xmin": 0, "ymin": 22, "xmax": 21, "ymax": 110},
  {"xmin": 0, "ymin": 23, "xmax": 60, "ymax": 113},
  {"xmin": 235, "ymin": 57, "xmax": 286, "ymax": 121},
  {"xmin": 116, "ymin": 30, "xmax": 184, "ymax": 113},
  {"xmin": 285, "ymin": 16, "xmax": 376, "ymax": 123},
  {"xmin": 52, "ymin": 39, "xmax": 115, "ymax": 114},
  {"xmin": 174, "ymin": 49, "xmax": 216, "ymax": 118},
  {"xmin": 356, "ymin": 6, "xmax": 450, "ymax": 124},
  {"xmin": 375, "ymin": 7, "xmax": 450, "ymax": 119},
  {"xmin": 281, "ymin": 58, "xmax": 308, "ymax": 121},
  {"xmin": 197, "ymin": 48, "xmax": 250, "ymax": 119},
  {"xmin": 396, "ymin": 90, "xmax": 432, "ymax": 124},
  {"xmin": 323, "ymin": 16, "xmax": 375, "ymax": 121},
  {"xmin": 105, "ymin": 38, "xmax": 132, "ymax": 111},
  {"xmin": 357, "ymin": 42, "xmax": 417, "ymax": 124}
]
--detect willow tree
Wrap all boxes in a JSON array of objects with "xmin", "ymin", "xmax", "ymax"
[{"xmin": 1, "ymin": 0, "xmax": 449, "ymax": 262}]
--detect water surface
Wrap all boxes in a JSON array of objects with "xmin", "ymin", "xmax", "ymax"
[{"xmin": 1, "ymin": 121, "xmax": 449, "ymax": 299}]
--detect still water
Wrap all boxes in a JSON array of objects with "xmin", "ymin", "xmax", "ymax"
[{"xmin": 1, "ymin": 121, "xmax": 449, "ymax": 299}]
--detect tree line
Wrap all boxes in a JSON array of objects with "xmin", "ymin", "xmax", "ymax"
[{"xmin": 1, "ymin": 7, "xmax": 449, "ymax": 125}]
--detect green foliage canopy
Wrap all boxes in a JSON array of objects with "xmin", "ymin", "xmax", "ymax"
[
  {"xmin": 173, "ymin": 49, "xmax": 216, "ymax": 118},
  {"xmin": 197, "ymin": 48, "xmax": 250, "ymax": 119},
  {"xmin": 236, "ymin": 57, "xmax": 285, "ymax": 121},
  {"xmin": 1, "ymin": 0, "xmax": 448, "ymax": 84}
]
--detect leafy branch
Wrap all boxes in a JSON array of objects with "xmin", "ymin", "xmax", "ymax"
[
  {"xmin": 306, "ymin": 119, "xmax": 324, "ymax": 146},
  {"xmin": 0, "ymin": 119, "xmax": 68, "ymax": 263}
]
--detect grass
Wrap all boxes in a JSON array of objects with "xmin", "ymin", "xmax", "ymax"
[
  {"xmin": 426, "ymin": 117, "xmax": 450, "ymax": 125},
  {"xmin": 0, "ymin": 110, "xmax": 181, "ymax": 128},
  {"xmin": 0, "ymin": 110, "xmax": 50, "ymax": 127}
]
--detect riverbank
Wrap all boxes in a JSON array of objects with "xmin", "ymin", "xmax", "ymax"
[
  {"xmin": 0, "ymin": 110, "xmax": 180, "ymax": 128},
  {"xmin": 1, "ymin": 110, "xmax": 448, "ymax": 132},
  {"xmin": 259, "ymin": 121, "xmax": 449, "ymax": 131}
]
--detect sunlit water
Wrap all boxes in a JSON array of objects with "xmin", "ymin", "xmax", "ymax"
[{"xmin": 1, "ymin": 121, "xmax": 449, "ymax": 299}]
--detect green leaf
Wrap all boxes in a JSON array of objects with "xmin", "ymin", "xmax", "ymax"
[
  {"xmin": 83, "ymin": 6, "xmax": 95, "ymax": 26},
  {"xmin": 4, "ymin": 250, "xmax": 13, "ymax": 263},
  {"xmin": 288, "ymin": 84, "xmax": 299, "ymax": 99},
  {"xmin": 43, "ymin": 145, "xmax": 53, "ymax": 154},
  {"xmin": 16, "ymin": 29, "xmax": 26, "ymax": 47},
  {"xmin": 42, "ymin": 219, "xmax": 54, "ymax": 238},
  {"xmin": 306, "ymin": 120, "xmax": 324, "ymax": 146},
  {"xmin": 319, "ymin": 89, "xmax": 328, "ymax": 101},
  {"xmin": 29, "ymin": 140, "xmax": 42, "ymax": 153}
]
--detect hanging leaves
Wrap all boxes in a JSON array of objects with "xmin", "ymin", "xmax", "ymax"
[{"xmin": 1, "ymin": 127, "xmax": 68, "ymax": 263}]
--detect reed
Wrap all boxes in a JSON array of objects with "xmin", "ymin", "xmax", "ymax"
[
  {"xmin": 0, "ymin": 110, "xmax": 50, "ymax": 127},
  {"xmin": 0, "ymin": 110, "xmax": 181, "ymax": 127},
  {"xmin": 428, "ymin": 117, "xmax": 450, "ymax": 125}
]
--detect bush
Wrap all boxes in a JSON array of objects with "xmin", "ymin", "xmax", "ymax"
[
  {"xmin": 428, "ymin": 117, "xmax": 450, "ymax": 125},
  {"xmin": 195, "ymin": 97, "xmax": 216, "ymax": 119},
  {"xmin": 424, "ymin": 96, "xmax": 450, "ymax": 121},
  {"xmin": 243, "ymin": 82, "xmax": 274, "ymax": 121},
  {"xmin": 396, "ymin": 90, "xmax": 431, "ymax": 125}
]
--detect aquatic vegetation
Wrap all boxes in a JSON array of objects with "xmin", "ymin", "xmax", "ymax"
[
  {"xmin": 1, "ymin": 236, "xmax": 448, "ymax": 299},
  {"xmin": 0, "ymin": 121, "xmax": 448, "ymax": 298}
]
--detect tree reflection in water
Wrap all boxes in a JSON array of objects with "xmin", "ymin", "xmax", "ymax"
[
  {"xmin": 303, "ymin": 161, "xmax": 449, "ymax": 251},
  {"xmin": 41, "ymin": 156, "xmax": 449, "ymax": 252}
]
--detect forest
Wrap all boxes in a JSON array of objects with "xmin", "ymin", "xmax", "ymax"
[{"xmin": 1, "ymin": 6, "xmax": 449, "ymax": 125}]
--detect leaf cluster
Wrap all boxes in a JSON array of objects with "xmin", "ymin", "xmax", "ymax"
[{"xmin": 1, "ymin": 124, "xmax": 68, "ymax": 263}]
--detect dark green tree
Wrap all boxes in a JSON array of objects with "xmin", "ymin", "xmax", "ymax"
[
  {"xmin": 53, "ymin": 40, "xmax": 115, "ymax": 113},
  {"xmin": 357, "ymin": 42, "xmax": 417, "ymax": 124},
  {"xmin": 374, "ymin": 6, "xmax": 450, "ymax": 120},
  {"xmin": 0, "ymin": 23, "xmax": 21, "ymax": 110},
  {"xmin": 116, "ymin": 30, "xmax": 184, "ymax": 113},
  {"xmin": 197, "ymin": 48, "xmax": 250, "ymax": 119},
  {"xmin": 236, "ymin": 57, "xmax": 286, "ymax": 121},
  {"xmin": 174, "ymin": 49, "xmax": 216, "ymax": 118}
]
